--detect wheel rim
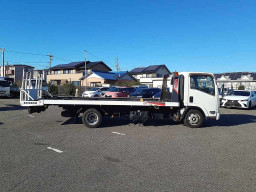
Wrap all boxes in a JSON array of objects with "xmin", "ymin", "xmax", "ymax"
[
  {"xmin": 187, "ymin": 113, "xmax": 200, "ymax": 125},
  {"xmin": 86, "ymin": 112, "xmax": 98, "ymax": 125}
]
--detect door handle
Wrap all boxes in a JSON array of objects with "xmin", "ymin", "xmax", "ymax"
[{"xmin": 190, "ymin": 96, "xmax": 193, "ymax": 103}]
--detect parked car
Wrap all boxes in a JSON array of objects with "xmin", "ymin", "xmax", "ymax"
[
  {"xmin": 0, "ymin": 80, "xmax": 11, "ymax": 97},
  {"xmin": 105, "ymin": 87, "xmax": 135, "ymax": 98},
  {"xmin": 132, "ymin": 85, "xmax": 148, "ymax": 89},
  {"xmin": 100, "ymin": 87, "xmax": 113, "ymax": 96},
  {"xmin": 0, "ymin": 77, "xmax": 19, "ymax": 97},
  {"xmin": 82, "ymin": 87, "xmax": 108, "ymax": 97},
  {"xmin": 152, "ymin": 88, "xmax": 171, "ymax": 99},
  {"xmin": 221, "ymin": 90, "xmax": 256, "ymax": 109},
  {"xmin": 129, "ymin": 88, "xmax": 161, "ymax": 98}
]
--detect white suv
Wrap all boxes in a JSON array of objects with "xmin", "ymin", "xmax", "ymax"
[
  {"xmin": 82, "ymin": 87, "xmax": 109, "ymax": 97},
  {"xmin": 221, "ymin": 90, "xmax": 256, "ymax": 109}
]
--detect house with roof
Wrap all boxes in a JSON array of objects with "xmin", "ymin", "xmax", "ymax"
[
  {"xmin": 0, "ymin": 64, "xmax": 34, "ymax": 84},
  {"xmin": 80, "ymin": 71, "xmax": 136, "ymax": 87},
  {"xmin": 215, "ymin": 72, "xmax": 256, "ymax": 90},
  {"xmin": 130, "ymin": 65, "xmax": 171, "ymax": 87},
  {"xmin": 47, "ymin": 61, "xmax": 112, "ymax": 86}
]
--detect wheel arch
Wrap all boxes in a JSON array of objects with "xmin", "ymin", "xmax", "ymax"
[{"xmin": 182, "ymin": 106, "xmax": 206, "ymax": 120}]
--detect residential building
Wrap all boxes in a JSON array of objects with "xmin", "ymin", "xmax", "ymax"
[
  {"xmin": 0, "ymin": 64, "xmax": 34, "ymax": 84},
  {"xmin": 47, "ymin": 61, "xmax": 112, "ymax": 86},
  {"xmin": 80, "ymin": 71, "xmax": 136, "ymax": 87},
  {"xmin": 130, "ymin": 65, "xmax": 171, "ymax": 87},
  {"xmin": 215, "ymin": 72, "xmax": 256, "ymax": 90}
]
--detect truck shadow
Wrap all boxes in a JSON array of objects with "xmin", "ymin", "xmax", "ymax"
[
  {"xmin": 62, "ymin": 114, "xmax": 256, "ymax": 128},
  {"xmin": 0, "ymin": 104, "xmax": 27, "ymax": 111},
  {"xmin": 62, "ymin": 117, "xmax": 174, "ymax": 128},
  {"xmin": 207, "ymin": 114, "xmax": 256, "ymax": 127}
]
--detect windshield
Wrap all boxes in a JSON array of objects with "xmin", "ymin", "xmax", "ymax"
[
  {"xmin": 0, "ymin": 81, "xmax": 10, "ymax": 87},
  {"xmin": 109, "ymin": 88, "xmax": 124, "ymax": 92},
  {"xmin": 134, "ymin": 89, "xmax": 148, "ymax": 94},
  {"xmin": 231, "ymin": 91, "xmax": 250, "ymax": 96},
  {"xmin": 89, "ymin": 87, "xmax": 99, "ymax": 91}
]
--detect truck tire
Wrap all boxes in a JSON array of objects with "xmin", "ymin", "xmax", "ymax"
[
  {"xmin": 82, "ymin": 108, "xmax": 102, "ymax": 128},
  {"xmin": 184, "ymin": 109, "xmax": 204, "ymax": 128}
]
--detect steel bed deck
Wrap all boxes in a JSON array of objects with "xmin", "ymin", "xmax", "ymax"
[{"xmin": 20, "ymin": 96, "xmax": 180, "ymax": 107}]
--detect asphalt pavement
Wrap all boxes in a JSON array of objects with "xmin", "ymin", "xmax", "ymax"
[{"xmin": 1, "ymin": 98, "xmax": 256, "ymax": 192}]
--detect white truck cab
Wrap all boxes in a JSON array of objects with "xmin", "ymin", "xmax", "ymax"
[{"xmin": 181, "ymin": 72, "xmax": 220, "ymax": 121}]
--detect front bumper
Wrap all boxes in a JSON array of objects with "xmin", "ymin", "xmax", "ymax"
[
  {"xmin": 82, "ymin": 94, "xmax": 93, "ymax": 97},
  {"xmin": 221, "ymin": 100, "xmax": 248, "ymax": 108},
  {"xmin": 0, "ymin": 91, "xmax": 10, "ymax": 96}
]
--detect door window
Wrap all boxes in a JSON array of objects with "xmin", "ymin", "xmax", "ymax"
[{"xmin": 190, "ymin": 75, "xmax": 215, "ymax": 96}]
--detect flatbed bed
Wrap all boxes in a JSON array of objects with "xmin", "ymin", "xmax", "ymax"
[{"xmin": 21, "ymin": 96, "xmax": 180, "ymax": 107}]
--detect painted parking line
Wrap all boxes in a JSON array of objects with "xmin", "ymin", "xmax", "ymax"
[
  {"xmin": 112, "ymin": 131, "xmax": 125, "ymax": 136},
  {"xmin": 28, "ymin": 114, "xmax": 34, "ymax": 117},
  {"xmin": 47, "ymin": 147, "xmax": 63, "ymax": 153}
]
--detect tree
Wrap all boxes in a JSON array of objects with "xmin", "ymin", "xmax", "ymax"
[
  {"xmin": 49, "ymin": 84, "xmax": 58, "ymax": 95},
  {"xmin": 64, "ymin": 83, "xmax": 76, "ymax": 96}
]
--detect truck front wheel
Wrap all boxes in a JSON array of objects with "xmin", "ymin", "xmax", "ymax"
[
  {"xmin": 184, "ymin": 109, "xmax": 204, "ymax": 128},
  {"xmin": 82, "ymin": 108, "xmax": 102, "ymax": 128}
]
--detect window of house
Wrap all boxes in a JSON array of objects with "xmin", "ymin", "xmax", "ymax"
[
  {"xmin": 50, "ymin": 80, "xmax": 61, "ymax": 85},
  {"xmin": 190, "ymin": 75, "xmax": 215, "ymax": 96},
  {"xmin": 53, "ymin": 70, "xmax": 60, "ymax": 74},
  {"xmin": 63, "ymin": 70, "xmax": 73, "ymax": 74},
  {"xmin": 90, "ymin": 82, "xmax": 102, "ymax": 87},
  {"xmin": 72, "ymin": 81, "xmax": 81, "ymax": 86}
]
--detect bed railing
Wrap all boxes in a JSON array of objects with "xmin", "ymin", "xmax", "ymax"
[{"xmin": 20, "ymin": 69, "xmax": 43, "ymax": 102}]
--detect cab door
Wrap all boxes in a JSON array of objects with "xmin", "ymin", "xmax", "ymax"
[{"xmin": 188, "ymin": 74, "xmax": 218, "ymax": 117}]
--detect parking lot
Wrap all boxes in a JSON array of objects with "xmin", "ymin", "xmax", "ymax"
[{"xmin": 1, "ymin": 98, "xmax": 256, "ymax": 192}]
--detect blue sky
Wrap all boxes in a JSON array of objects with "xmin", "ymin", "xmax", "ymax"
[{"xmin": 1, "ymin": 0, "xmax": 256, "ymax": 73}]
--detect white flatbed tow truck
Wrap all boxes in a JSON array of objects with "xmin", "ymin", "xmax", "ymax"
[{"xmin": 20, "ymin": 71, "xmax": 220, "ymax": 128}]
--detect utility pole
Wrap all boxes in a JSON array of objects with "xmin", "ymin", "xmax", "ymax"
[
  {"xmin": 84, "ymin": 50, "xmax": 87, "ymax": 89},
  {"xmin": 115, "ymin": 56, "xmax": 120, "ymax": 71},
  {"xmin": 0, "ymin": 48, "xmax": 5, "ymax": 77},
  {"xmin": 47, "ymin": 53, "xmax": 54, "ymax": 74}
]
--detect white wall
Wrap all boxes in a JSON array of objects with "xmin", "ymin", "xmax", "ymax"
[{"xmin": 217, "ymin": 81, "xmax": 256, "ymax": 90}]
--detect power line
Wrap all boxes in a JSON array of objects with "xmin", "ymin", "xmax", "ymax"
[
  {"xmin": 6, "ymin": 60, "xmax": 48, "ymax": 64},
  {"xmin": 5, "ymin": 50, "xmax": 48, "ymax": 56},
  {"xmin": 6, "ymin": 49, "xmax": 73, "ymax": 62},
  {"xmin": 86, "ymin": 50, "xmax": 116, "ymax": 68}
]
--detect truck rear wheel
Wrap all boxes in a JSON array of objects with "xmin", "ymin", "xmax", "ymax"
[
  {"xmin": 184, "ymin": 109, "xmax": 204, "ymax": 128},
  {"xmin": 82, "ymin": 108, "xmax": 102, "ymax": 128}
]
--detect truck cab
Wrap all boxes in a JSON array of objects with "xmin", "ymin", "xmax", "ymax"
[{"xmin": 182, "ymin": 72, "xmax": 219, "ymax": 118}]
